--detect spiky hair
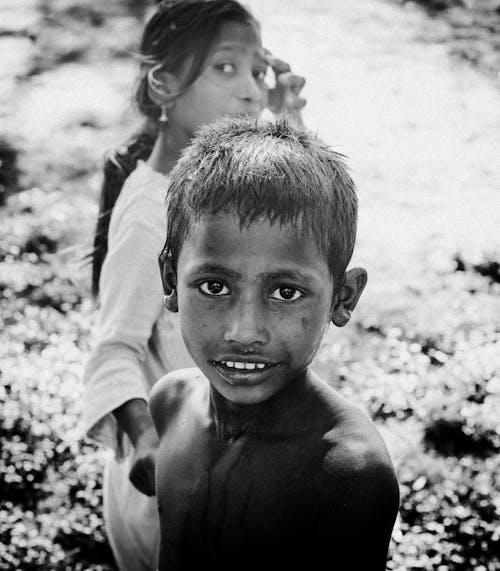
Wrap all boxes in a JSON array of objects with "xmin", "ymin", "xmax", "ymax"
[{"xmin": 161, "ymin": 116, "xmax": 358, "ymax": 286}]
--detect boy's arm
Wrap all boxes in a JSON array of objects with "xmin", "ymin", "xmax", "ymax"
[
  {"xmin": 149, "ymin": 369, "xmax": 201, "ymax": 437},
  {"xmin": 316, "ymin": 441, "xmax": 400, "ymax": 569},
  {"xmin": 149, "ymin": 376, "xmax": 170, "ymax": 438}
]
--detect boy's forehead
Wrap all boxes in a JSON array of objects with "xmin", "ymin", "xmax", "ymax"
[
  {"xmin": 189, "ymin": 212, "xmax": 295, "ymax": 243},
  {"xmin": 179, "ymin": 213, "xmax": 329, "ymax": 277}
]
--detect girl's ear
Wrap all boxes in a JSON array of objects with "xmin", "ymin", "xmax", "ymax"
[
  {"xmin": 159, "ymin": 254, "xmax": 178, "ymax": 313},
  {"xmin": 147, "ymin": 65, "xmax": 180, "ymax": 108},
  {"xmin": 331, "ymin": 267, "xmax": 367, "ymax": 327}
]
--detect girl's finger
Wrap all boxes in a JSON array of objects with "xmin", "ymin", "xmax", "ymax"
[
  {"xmin": 288, "ymin": 75, "xmax": 306, "ymax": 95},
  {"xmin": 287, "ymin": 96, "xmax": 307, "ymax": 111},
  {"xmin": 277, "ymin": 72, "xmax": 306, "ymax": 95},
  {"xmin": 264, "ymin": 52, "xmax": 292, "ymax": 75}
]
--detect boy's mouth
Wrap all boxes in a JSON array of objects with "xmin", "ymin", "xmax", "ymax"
[
  {"xmin": 212, "ymin": 360, "xmax": 277, "ymax": 371},
  {"xmin": 218, "ymin": 360, "xmax": 272, "ymax": 371},
  {"xmin": 210, "ymin": 359, "xmax": 279, "ymax": 385}
]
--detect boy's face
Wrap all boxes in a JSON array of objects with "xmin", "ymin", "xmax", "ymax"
[{"xmin": 174, "ymin": 213, "xmax": 335, "ymax": 406}]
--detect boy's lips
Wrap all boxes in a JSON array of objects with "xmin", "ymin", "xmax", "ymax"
[{"xmin": 210, "ymin": 358, "xmax": 279, "ymax": 385}]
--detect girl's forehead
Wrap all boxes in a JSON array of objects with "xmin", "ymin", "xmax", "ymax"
[{"xmin": 210, "ymin": 21, "xmax": 263, "ymax": 56}]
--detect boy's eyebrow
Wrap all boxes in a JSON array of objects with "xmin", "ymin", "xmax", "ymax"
[
  {"xmin": 189, "ymin": 263, "xmax": 242, "ymax": 280},
  {"xmin": 188, "ymin": 265, "xmax": 321, "ymax": 283},
  {"xmin": 258, "ymin": 269, "xmax": 319, "ymax": 283}
]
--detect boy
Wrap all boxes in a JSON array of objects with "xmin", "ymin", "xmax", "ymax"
[{"xmin": 150, "ymin": 116, "xmax": 399, "ymax": 570}]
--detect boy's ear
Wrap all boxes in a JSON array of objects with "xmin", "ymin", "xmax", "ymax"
[
  {"xmin": 159, "ymin": 254, "xmax": 178, "ymax": 313},
  {"xmin": 331, "ymin": 267, "xmax": 367, "ymax": 327},
  {"xmin": 147, "ymin": 67, "xmax": 180, "ymax": 108}
]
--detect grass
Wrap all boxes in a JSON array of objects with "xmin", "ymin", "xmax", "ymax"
[
  {"xmin": 2, "ymin": 170, "xmax": 498, "ymax": 570},
  {"xmin": 1, "ymin": 0, "xmax": 499, "ymax": 569}
]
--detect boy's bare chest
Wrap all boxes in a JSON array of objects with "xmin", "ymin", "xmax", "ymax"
[{"xmin": 156, "ymin": 413, "xmax": 324, "ymax": 556}]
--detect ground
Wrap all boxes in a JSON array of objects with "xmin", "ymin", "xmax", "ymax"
[{"xmin": 0, "ymin": 0, "xmax": 499, "ymax": 569}]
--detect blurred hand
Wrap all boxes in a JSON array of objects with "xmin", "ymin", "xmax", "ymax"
[
  {"xmin": 265, "ymin": 51, "xmax": 306, "ymax": 124},
  {"xmin": 129, "ymin": 426, "xmax": 159, "ymax": 496}
]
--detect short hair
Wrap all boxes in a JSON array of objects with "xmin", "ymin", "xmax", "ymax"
[{"xmin": 162, "ymin": 116, "xmax": 358, "ymax": 286}]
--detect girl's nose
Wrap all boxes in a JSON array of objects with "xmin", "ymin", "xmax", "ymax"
[
  {"xmin": 224, "ymin": 299, "xmax": 270, "ymax": 347},
  {"xmin": 237, "ymin": 72, "xmax": 264, "ymax": 105}
]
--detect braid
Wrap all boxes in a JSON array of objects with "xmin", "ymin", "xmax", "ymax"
[
  {"xmin": 90, "ymin": 127, "xmax": 156, "ymax": 297},
  {"xmin": 88, "ymin": 0, "xmax": 256, "ymax": 298}
]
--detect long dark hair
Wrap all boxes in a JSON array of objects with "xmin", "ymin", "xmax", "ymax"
[{"xmin": 90, "ymin": 0, "xmax": 256, "ymax": 297}]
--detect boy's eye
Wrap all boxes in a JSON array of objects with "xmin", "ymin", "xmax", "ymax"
[
  {"xmin": 269, "ymin": 286, "xmax": 303, "ymax": 302},
  {"xmin": 199, "ymin": 280, "xmax": 230, "ymax": 296}
]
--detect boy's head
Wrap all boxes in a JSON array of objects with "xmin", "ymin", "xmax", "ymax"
[
  {"xmin": 163, "ymin": 116, "xmax": 357, "ymax": 287},
  {"xmin": 160, "ymin": 116, "xmax": 367, "ymax": 405}
]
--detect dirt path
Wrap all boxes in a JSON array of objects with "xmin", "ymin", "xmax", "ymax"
[
  {"xmin": 250, "ymin": 0, "xmax": 500, "ymax": 295},
  {"xmin": 3, "ymin": 0, "xmax": 500, "ymax": 290}
]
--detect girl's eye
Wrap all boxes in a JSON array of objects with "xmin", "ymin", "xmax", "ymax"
[
  {"xmin": 199, "ymin": 281, "xmax": 230, "ymax": 296},
  {"xmin": 253, "ymin": 68, "xmax": 267, "ymax": 83},
  {"xmin": 269, "ymin": 287, "xmax": 303, "ymax": 302},
  {"xmin": 215, "ymin": 63, "xmax": 235, "ymax": 75}
]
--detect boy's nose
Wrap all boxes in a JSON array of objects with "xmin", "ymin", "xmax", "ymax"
[{"xmin": 224, "ymin": 300, "xmax": 270, "ymax": 347}]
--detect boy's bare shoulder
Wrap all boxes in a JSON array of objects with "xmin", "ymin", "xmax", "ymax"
[
  {"xmin": 150, "ymin": 367, "xmax": 203, "ymax": 401},
  {"xmin": 307, "ymin": 376, "xmax": 400, "ymax": 565},
  {"xmin": 149, "ymin": 368, "xmax": 206, "ymax": 434},
  {"xmin": 323, "ymin": 398, "xmax": 393, "ymax": 475},
  {"xmin": 321, "ymin": 413, "xmax": 399, "ymax": 514},
  {"xmin": 313, "ymin": 376, "xmax": 399, "ymax": 518}
]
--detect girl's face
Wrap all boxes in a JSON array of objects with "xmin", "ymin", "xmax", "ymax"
[{"xmin": 168, "ymin": 21, "xmax": 268, "ymax": 136}]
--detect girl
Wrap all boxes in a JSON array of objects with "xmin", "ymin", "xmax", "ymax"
[{"xmin": 83, "ymin": 2, "xmax": 305, "ymax": 570}]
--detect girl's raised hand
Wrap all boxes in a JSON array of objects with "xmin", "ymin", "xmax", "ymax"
[{"xmin": 265, "ymin": 51, "xmax": 306, "ymax": 125}]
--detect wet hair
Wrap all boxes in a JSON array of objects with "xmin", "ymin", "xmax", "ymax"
[
  {"xmin": 90, "ymin": 0, "xmax": 257, "ymax": 297},
  {"xmin": 161, "ymin": 116, "xmax": 358, "ymax": 287}
]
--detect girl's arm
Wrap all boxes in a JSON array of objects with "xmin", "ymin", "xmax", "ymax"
[
  {"xmin": 83, "ymin": 192, "xmax": 167, "ymax": 494},
  {"xmin": 114, "ymin": 398, "xmax": 158, "ymax": 496}
]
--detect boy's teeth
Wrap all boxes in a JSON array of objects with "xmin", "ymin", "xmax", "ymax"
[{"xmin": 221, "ymin": 361, "xmax": 268, "ymax": 370}]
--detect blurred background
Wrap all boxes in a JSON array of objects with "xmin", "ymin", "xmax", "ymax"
[{"xmin": 0, "ymin": 0, "xmax": 499, "ymax": 569}]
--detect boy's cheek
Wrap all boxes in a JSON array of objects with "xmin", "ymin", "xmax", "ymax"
[
  {"xmin": 300, "ymin": 316, "xmax": 312, "ymax": 332},
  {"xmin": 297, "ymin": 302, "xmax": 331, "ymax": 331},
  {"xmin": 179, "ymin": 295, "xmax": 223, "ymax": 334},
  {"xmin": 282, "ymin": 310, "xmax": 327, "ymax": 345}
]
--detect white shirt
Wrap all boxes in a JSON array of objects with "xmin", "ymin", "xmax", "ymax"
[{"xmin": 83, "ymin": 161, "xmax": 193, "ymax": 452}]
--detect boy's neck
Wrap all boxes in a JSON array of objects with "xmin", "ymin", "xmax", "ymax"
[
  {"xmin": 147, "ymin": 125, "xmax": 191, "ymax": 175},
  {"xmin": 209, "ymin": 391, "xmax": 256, "ymax": 443},
  {"xmin": 208, "ymin": 370, "xmax": 315, "ymax": 443}
]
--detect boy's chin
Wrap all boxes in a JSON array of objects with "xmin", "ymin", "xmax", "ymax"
[
  {"xmin": 205, "ymin": 362, "xmax": 310, "ymax": 407},
  {"xmin": 211, "ymin": 381, "xmax": 279, "ymax": 408}
]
